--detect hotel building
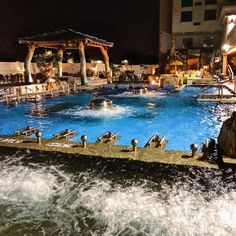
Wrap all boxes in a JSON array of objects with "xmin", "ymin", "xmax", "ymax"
[
  {"xmin": 219, "ymin": 0, "xmax": 236, "ymax": 74},
  {"xmin": 172, "ymin": 0, "xmax": 222, "ymax": 69}
]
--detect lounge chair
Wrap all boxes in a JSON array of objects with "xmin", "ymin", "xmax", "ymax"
[
  {"xmin": 103, "ymin": 84, "xmax": 114, "ymax": 89},
  {"xmin": 162, "ymin": 84, "xmax": 175, "ymax": 92},
  {"xmin": 14, "ymin": 126, "xmax": 37, "ymax": 136},
  {"xmin": 53, "ymin": 129, "xmax": 76, "ymax": 140},
  {"xmin": 148, "ymin": 84, "xmax": 159, "ymax": 90},
  {"xmin": 117, "ymin": 84, "xmax": 130, "ymax": 90},
  {"xmin": 96, "ymin": 131, "xmax": 119, "ymax": 143},
  {"xmin": 144, "ymin": 135, "xmax": 167, "ymax": 148},
  {"xmin": 131, "ymin": 83, "xmax": 144, "ymax": 89}
]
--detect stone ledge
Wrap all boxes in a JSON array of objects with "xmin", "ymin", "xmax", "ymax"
[{"xmin": 0, "ymin": 135, "xmax": 219, "ymax": 169}]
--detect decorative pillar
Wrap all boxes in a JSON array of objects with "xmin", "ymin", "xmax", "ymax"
[
  {"xmin": 222, "ymin": 53, "xmax": 228, "ymax": 75},
  {"xmin": 57, "ymin": 48, "xmax": 63, "ymax": 77},
  {"xmin": 24, "ymin": 44, "xmax": 35, "ymax": 84},
  {"xmin": 78, "ymin": 42, "xmax": 88, "ymax": 85},
  {"xmin": 100, "ymin": 46, "xmax": 112, "ymax": 84}
]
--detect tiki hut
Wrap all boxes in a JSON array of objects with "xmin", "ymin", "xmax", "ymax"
[{"xmin": 19, "ymin": 28, "xmax": 114, "ymax": 85}]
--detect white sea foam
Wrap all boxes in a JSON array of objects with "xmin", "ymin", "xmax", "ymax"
[
  {"xmin": 57, "ymin": 105, "xmax": 133, "ymax": 119},
  {"xmin": 74, "ymin": 179, "xmax": 236, "ymax": 236},
  {"xmin": 1, "ymin": 157, "xmax": 236, "ymax": 236},
  {"xmin": 0, "ymin": 164, "xmax": 64, "ymax": 203}
]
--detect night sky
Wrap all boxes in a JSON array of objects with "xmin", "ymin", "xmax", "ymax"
[{"xmin": 0, "ymin": 0, "xmax": 159, "ymax": 64}]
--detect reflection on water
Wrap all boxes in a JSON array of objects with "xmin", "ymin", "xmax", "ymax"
[
  {"xmin": 27, "ymin": 103, "xmax": 46, "ymax": 117},
  {"xmin": 1, "ymin": 153, "xmax": 236, "ymax": 235}
]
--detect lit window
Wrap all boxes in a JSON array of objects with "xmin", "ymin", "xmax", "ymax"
[
  {"xmin": 182, "ymin": 0, "xmax": 193, "ymax": 7},
  {"xmin": 181, "ymin": 11, "xmax": 192, "ymax": 22},
  {"xmin": 204, "ymin": 9, "xmax": 216, "ymax": 20}
]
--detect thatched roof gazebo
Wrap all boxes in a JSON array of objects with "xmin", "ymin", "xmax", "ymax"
[{"xmin": 19, "ymin": 28, "xmax": 114, "ymax": 84}]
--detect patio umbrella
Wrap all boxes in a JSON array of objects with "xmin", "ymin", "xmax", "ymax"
[{"xmin": 169, "ymin": 59, "xmax": 183, "ymax": 73}]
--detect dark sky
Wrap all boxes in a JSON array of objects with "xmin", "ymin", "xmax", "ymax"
[{"xmin": 0, "ymin": 0, "xmax": 160, "ymax": 64}]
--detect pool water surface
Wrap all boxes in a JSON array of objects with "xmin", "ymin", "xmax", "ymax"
[{"xmin": 0, "ymin": 87, "xmax": 234, "ymax": 151}]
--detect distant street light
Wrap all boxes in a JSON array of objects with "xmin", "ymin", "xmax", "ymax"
[
  {"xmin": 121, "ymin": 59, "xmax": 129, "ymax": 65},
  {"xmin": 222, "ymin": 44, "xmax": 230, "ymax": 52}
]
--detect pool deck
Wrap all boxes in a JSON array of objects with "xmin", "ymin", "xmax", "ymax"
[
  {"xmin": 0, "ymin": 135, "xmax": 219, "ymax": 169},
  {"xmin": 197, "ymin": 98, "xmax": 236, "ymax": 103}
]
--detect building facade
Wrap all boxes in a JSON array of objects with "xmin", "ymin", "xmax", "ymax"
[
  {"xmin": 172, "ymin": 0, "xmax": 222, "ymax": 69},
  {"xmin": 171, "ymin": 0, "xmax": 236, "ymax": 72},
  {"xmin": 219, "ymin": 0, "xmax": 236, "ymax": 74}
]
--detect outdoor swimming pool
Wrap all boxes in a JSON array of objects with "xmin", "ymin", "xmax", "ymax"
[{"xmin": 0, "ymin": 87, "xmax": 234, "ymax": 151}]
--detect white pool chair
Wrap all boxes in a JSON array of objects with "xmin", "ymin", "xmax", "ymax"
[
  {"xmin": 117, "ymin": 84, "xmax": 129, "ymax": 90},
  {"xmin": 131, "ymin": 83, "xmax": 144, "ymax": 89},
  {"xmin": 103, "ymin": 84, "xmax": 114, "ymax": 89},
  {"xmin": 148, "ymin": 84, "xmax": 159, "ymax": 90}
]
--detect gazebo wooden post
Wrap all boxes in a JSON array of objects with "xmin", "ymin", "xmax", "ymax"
[
  {"xmin": 222, "ymin": 53, "xmax": 228, "ymax": 75},
  {"xmin": 24, "ymin": 43, "xmax": 36, "ymax": 84},
  {"xmin": 57, "ymin": 48, "xmax": 63, "ymax": 77},
  {"xmin": 100, "ymin": 46, "xmax": 112, "ymax": 84},
  {"xmin": 78, "ymin": 42, "xmax": 88, "ymax": 85}
]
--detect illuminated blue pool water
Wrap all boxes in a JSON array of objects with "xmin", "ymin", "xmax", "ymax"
[{"xmin": 0, "ymin": 87, "xmax": 234, "ymax": 151}]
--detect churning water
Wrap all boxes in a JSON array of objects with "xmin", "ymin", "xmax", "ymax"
[
  {"xmin": 57, "ymin": 105, "xmax": 132, "ymax": 119},
  {"xmin": 0, "ymin": 153, "xmax": 236, "ymax": 235}
]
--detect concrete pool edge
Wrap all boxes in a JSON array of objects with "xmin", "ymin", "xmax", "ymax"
[{"xmin": 0, "ymin": 135, "xmax": 220, "ymax": 170}]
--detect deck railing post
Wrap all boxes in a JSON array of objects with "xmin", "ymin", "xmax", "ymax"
[
  {"xmin": 36, "ymin": 131, "xmax": 42, "ymax": 145},
  {"xmin": 131, "ymin": 139, "xmax": 138, "ymax": 152},
  {"xmin": 81, "ymin": 135, "xmax": 87, "ymax": 148}
]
